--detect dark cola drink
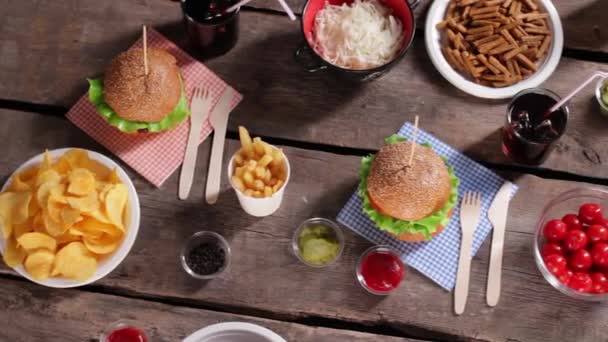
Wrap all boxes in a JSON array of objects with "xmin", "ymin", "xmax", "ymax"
[{"xmin": 502, "ymin": 89, "xmax": 568, "ymax": 165}]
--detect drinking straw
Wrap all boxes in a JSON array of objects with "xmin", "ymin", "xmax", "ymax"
[
  {"xmin": 547, "ymin": 71, "xmax": 608, "ymax": 115},
  {"xmin": 142, "ymin": 25, "xmax": 149, "ymax": 75},
  {"xmin": 407, "ymin": 115, "xmax": 420, "ymax": 166},
  {"xmin": 226, "ymin": 0, "xmax": 296, "ymax": 21}
]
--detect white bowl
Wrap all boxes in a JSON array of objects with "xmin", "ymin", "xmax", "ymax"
[
  {"xmin": 0, "ymin": 148, "xmax": 141, "ymax": 288},
  {"xmin": 595, "ymin": 77, "xmax": 608, "ymax": 116},
  {"xmin": 183, "ymin": 322, "xmax": 286, "ymax": 342},
  {"xmin": 425, "ymin": 0, "xmax": 564, "ymax": 99}
]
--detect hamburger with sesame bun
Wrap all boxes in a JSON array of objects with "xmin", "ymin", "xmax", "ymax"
[
  {"xmin": 87, "ymin": 48, "xmax": 190, "ymax": 133},
  {"xmin": 358, "ymin": 135, "xmax": 460, "ymax": 242}
]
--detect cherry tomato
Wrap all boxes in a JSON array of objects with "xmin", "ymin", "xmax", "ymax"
[
  {"xmin": 543, "ymin": 219, "xmax": 568, "ymax": 242},
  {"xmin": 558, "ymin": 269, "xmax": 573, "ymax": 285},
  {"xmin": 591, "ymin": 272, "xmax": 608, "ymax": 294},
  {"xmin": 569, "ymin": 272, "xmax": 593, "ymax": 293},
  {"xmin": 569, "ymin": 249, "xmax": 593, "ymax": 272},
  {"xmin": 593, "ymin": 218, "xmax": 608, "ymax": 228},
  {"xmin": 563, "ymin": 229, "xmax": 588, "ymax": 252},
  {"xmin": 592, "ymin": 243, "xmax": 608, "ymax": 267},
  {"xmin": 562, "ymin": 214, "xmax": 582, "ymax": 231},
  {"xmin": 579, "ymin": 203, "xmax": 603, "ymax": 225},
  {"xmin": 543, "ymin": 254, "xmax": 567, "ymax": 276},
  {"xmin": 587, "ymin": 224, "xmax": 608, "ymax": 243},
  {"xmin": 541, "ymin": 243, "xmax": 563, "ymax": 257}
]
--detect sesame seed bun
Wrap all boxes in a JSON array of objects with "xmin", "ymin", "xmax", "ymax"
[
  {"xmin": 367, "ymin": 141, "xmax": 451, "ymax": 222},
  {"xmin": 103, "ymin": 48, "xmax": 181, "ymax": 123}
]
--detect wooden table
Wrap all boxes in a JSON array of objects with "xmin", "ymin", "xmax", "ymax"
[{"xmin": 1, "ymin": 0, "xmax": 607, "ymax": 341}]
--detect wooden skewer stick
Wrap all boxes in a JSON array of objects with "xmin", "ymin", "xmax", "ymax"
[
  {"xmin": 143, "ymin": 25, "xmax": 149, "ymax": 75},
  {"xmin": 407, "ymin": 115, "xmax": 420, "ymax": 166}
]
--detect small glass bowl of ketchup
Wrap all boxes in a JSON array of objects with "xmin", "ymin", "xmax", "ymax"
[
  {"xmin": 100, "ymin": 320, "xmax": 148, "ymax": 342},
  {"xmin": 356, "ymin": 245, "xmax": 405, "ymax": 295}
]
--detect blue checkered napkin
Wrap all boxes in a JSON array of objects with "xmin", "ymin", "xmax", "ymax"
[{"xmin": 337, "ymin": 122, "xmax": 519, "ymax": 291}]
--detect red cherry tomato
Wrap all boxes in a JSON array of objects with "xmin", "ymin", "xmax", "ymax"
[
  {"xmin": 563, "ymin": 230, "xmax": 588, "ymax": 252},
  {"xmin": 541, "ymin": 243, "xmax": 563, "ymax": 257},
  {"xmin": 543, "ymin": 254, "xmax": 567, "ymax": 276},
  {"xmin": 579, "ymin": 203, "xmax": 603, "ymax": 225},
  {"xmin": 558, "ymin": 269, "xmax": 573, "ymax": 285},
  {"xmin": 569, "ymin": 249, "xmax": 593, "ymax": 272},
  {"xmin": 562, "ymin": 214, "xmax": 583, "ymax": 231},
  {"xmin": 591, "ymin": 272, "xmax": 608, "ymax": 294},
  {"xmin": 593, "ymin": 218, "xmax": 608, "ymax": 228},
  {"xmin": 587, "ymin": 224, "xmax": 608, "ymax": 243},
  {"xmin": 543, "ymin": 219, "xmax": 568, "ymax": 242},
  {"xmin": 592, "ymin": 243, "xmax": 608, "ymax": 267},
  {"xmin": 569, "ymin": 272, "xmax": 593, "ymax": 293}
]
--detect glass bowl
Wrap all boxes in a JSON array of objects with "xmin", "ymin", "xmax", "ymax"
[
  {"xmin": 534, "ymin": 187, "xmax": 608, "ymax": 301},
  {"xmin": 595, "ymin": 77, "xmax": 608, "ymax": 116},
  {"xmin": 356, "ymin": 245, "xmax": 405, "ymax": 295},
  {"xmin": 291, "ymin": 218, "xmax": 345, "ymax": 267},
  {"xmin": 181, "ymin": 231, "xmax": 231, "ymax": 280},
  {"xmin": 99, "ymin": 320, "xmax": 148, "ymax": 342}
]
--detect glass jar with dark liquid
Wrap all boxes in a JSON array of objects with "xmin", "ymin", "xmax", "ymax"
[
  {"xmin": 502, "ymin": 88, "xmax": 569, "ymax": 165},
  {"xmin": 181, "ymin": 0, "xmax": 239, "ymax": 58}
]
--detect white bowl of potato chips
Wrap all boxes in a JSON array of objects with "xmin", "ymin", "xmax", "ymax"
[{"xmin": 0, "ymin": 148, "xmax": 140, "ymax": 288}]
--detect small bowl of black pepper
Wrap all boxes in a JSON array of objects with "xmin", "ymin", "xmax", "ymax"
[{"xmin": 181, "ymin": 231, "xmax": 231, "ymax": 279}]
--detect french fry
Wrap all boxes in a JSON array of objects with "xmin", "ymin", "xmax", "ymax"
[{"xmin": 238, "ymin": 126, "xmax": 253, "ymax": 153}]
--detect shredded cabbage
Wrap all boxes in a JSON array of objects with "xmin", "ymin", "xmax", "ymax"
[{"xmin": 312, "ymin": 0, "xmax": 404, "ymax": 70}]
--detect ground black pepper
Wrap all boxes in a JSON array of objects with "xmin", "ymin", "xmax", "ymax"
[{"xmin": 186, "ymin": 243, "xmax": 226, "ymax": 275}]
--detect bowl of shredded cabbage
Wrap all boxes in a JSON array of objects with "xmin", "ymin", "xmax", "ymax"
[{"xmin": 295, "ymin": 0, "xmax": 419, "ymax": 81}]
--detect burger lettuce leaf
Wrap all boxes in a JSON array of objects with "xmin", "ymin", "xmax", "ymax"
[
  {"xmin": 87, "ymin": 77, "xmax": 190, "ymax": 133},
  {"xmin": 357, "ymin": 135, "xmax": 460, "ymax": 240}
]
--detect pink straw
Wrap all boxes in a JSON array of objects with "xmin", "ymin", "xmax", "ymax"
[
  {"xmin": 227, "ymin": 0, "xmax": 296, "ymax": 20},
  {"xmin": 547, "ymin": 71, "xmax": 608, "ymax": 114}
]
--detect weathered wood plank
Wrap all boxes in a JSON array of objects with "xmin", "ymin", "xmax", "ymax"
[
  {"xmin": 2, "ymin": 109, "xmax": 608, "ymax": 342},
  {"xmin": 0, "ymin": 277, "xmax": 417, "ymax": 342},
  {"xmin": 0, "ymin": 4, "xmax": 607, "ymax": 178}
]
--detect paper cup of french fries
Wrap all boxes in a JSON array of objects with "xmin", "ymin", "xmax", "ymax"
[{"xmin": 228, "ymin": 127, "xmax": 290, "ymax": 217}]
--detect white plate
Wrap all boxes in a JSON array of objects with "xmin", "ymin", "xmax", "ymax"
[
  {"xmin": 0, "ymin": 148, "xmax": 141, "ymax": 288},
  {"xmin": 183, "ymin": 322, "xmax": 286, "ymax": 342},
  {"xmin": 424, "ymin": 0, "xmax": 564, "ymax": 99}
]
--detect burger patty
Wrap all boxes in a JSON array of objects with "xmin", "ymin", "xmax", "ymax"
[{"xmin": 366, "ymin": 141, "xmax": 451, "ymax": 221}]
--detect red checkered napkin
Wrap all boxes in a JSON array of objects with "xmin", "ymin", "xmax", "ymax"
[{"xmin": 66, "ymin": 28, "xmax": 242, "ymax": 187}]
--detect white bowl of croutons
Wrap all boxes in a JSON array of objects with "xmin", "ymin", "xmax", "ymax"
[{"xmin": 425, "ymin": 0, "xmax": 563, "ymax": 99}]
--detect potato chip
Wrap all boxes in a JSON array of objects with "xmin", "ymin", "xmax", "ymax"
[
  {"xmin": 84, "ymin": 159, "xmax": 112, "ymax": 181},
  {"xmin": 84, "ymin": 233, "xmax": 122, "ymax": 254},
  {"xmin": 8, "ymin": 174, "xmax": 32, "ymax": 192},
  {"xmin": 104, "ymin": 184, "xmax": 127, "ymax": 229},
  {"xmin": 24, "ymin": 249, "xmax": 55, "ymax": 280},
  {"xmin": 2, "ymin": 237, "xmax": 27, "ymax": 268},
  {"xmin": 37, "ymin": 181, "xmax": 60, "ymax": 209},
  {"xmin": 55, "ymin": 231, "xmax": 82, "ymax": 245},
  {"xmin": 61, "ymin": 207, "xmax": 82, "ymax": 226},
  {"xmin": 17, "ymin": 232, "xmax": 57, "ymax": 252},
  {"xmin": 63, "ymin": 149, "xmax": 90, "ymax": 169},
  {"xmin": 13, "ymin": 219, "xmax": 33, "ymax": 239},
  {"xmin": 52, "ymin": 242, "xmax": 96, "ymax": 280},
  {"xmin": 67, "ymin": 168, "xmax": 96, "ymax": 196},
  {"xmin": 83, "ymin": 209, "xmax": 111, "ymax": 224},
  {"xmin": 52, "ymin": 157, "xmax": 72, "ymax": 174},
  {"xmin": 38, "ymin": 150, "xmax": 53, "ymax": 173},
  {"xmin": 97, "ymin": 183, "xmax": 114, "ymax": 202},
  {"xmin": 18, "ymin": 166, "xmax": 39, "ymax": 184},
  {"xmin": 43, "ymin": 213, "xmax": 68, "ymax": 237},
  {"xmin": 47, "ymin": 195, "xmax": 65, "ymax": 222},
  {"xmin": 108, "ymin": 168, "xmax": 121, "ymax": 184},
  {"xmin": 66, "ymin": 192, "xmax": 99, "ymax": 213},
  {"xmin": 74, "ymin": 217, "xmax": 123, "ymax": 237},
  {"xmin": 36, "ymin": 169, "xmax": 61, "ymax": 187},
  {"xmin": 0, "ymin": 191, "xmax": 32, "ymax": 239}
]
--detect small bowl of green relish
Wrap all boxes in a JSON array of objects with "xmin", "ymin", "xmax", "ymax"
[
  {"xmin": 596, "ymin": 77, "xmax": 608, "ymax": 116},
  {"xmin": 292, "ymin": 218, "xmax": 344, "ymax": 267}
]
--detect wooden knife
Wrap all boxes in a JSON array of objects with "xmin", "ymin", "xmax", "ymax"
[
  {"xmin": 205, "ymin": 87, "xmax": 235, "ymax": 205},
  {"xmin": 486, "ymin": 181, "xmax": 514, "ymax": 307}
]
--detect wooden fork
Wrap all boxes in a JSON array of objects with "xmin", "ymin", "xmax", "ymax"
[
  {"xmin": 455, "ymin": 191, "xmax": 482, "ymax": 315},
  {"xmin": 179, "ymin": 85, "xmax": 212, "ymax": 200}
]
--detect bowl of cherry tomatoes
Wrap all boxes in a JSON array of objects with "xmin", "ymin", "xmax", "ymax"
[{"xmin": 535, "ymin": 187, "xmax": 608, "ymax": 301}]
